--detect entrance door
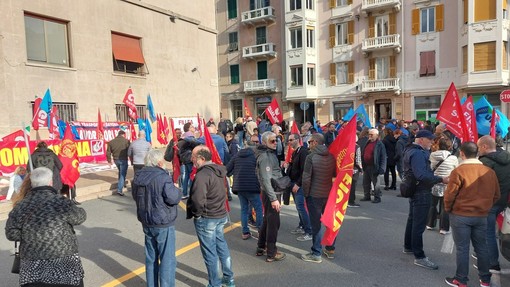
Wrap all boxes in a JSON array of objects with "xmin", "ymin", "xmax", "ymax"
[
  {"xmin": 257, "ymin": 61, "xmax": 268, "ymax": 79},
  {"xmin": 374, "ymin": 100, "xmax": 392, "ymax": 124}
]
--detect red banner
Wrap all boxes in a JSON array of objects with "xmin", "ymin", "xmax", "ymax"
[
  {"xmin": 461, "ymin": 96, "xmax": 478, "ymax": 142},
  {"xmin": 59, "ymin": 124, "xmax": 80, "ymax": 187},
  {"xmin": 0, "ymin": 139, "xmax": 106, "ymax": 175},
  {"xmin": 71, "ymin": 121, "xmax": 134, "ymax": 141},
  {"xmin": 264, "ymin": 98, "xmax": 283, "ymax": 125},
  {"xmin": 321, "ymin": 116, "xmax": 357, "ymax": 245},
  {"xmin": 1, "ymin": 130, "xmax": 25, "ymax": 142},
  {"xmin": 122, "ymin": 88, "xmax": 138, "ymax": 120},
  {"xmin": 437, "ymin": 83, "xmax": 469, "ymax": 142}
]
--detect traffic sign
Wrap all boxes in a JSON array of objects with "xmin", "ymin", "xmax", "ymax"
[
  {"xmin": 500, "ymin": 89, "xmax": 510, "ymax": 103},
  {"xmin": 300, "ymin": 102, "xmax": 310, "ymax": 111}
]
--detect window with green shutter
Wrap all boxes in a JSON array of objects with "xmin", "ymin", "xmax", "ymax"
[
  {"xmin": 228, "ymin": 0, "xmax": 237, "ymax": 19},
  {"xmin": 230, "ymin": 64, "xmax": 240, "ymax": 84}
]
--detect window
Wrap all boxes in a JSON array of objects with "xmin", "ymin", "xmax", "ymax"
[
  {"xmin": 228, "ymin": 32, "xmax": 238, "ymax": 52},
  {"xmin": 24, "ymin": 14, "xmax": 70, "ymax": 67},
  {"xmin": 305, "ymin": 0, "xmax": 313, "ymax": 10},
  {"xmin": 336, "ymin": 62, "xmax": 348, "ymax": 84},
  {"xmin": 419, "ymin": 51, "xmax": 436, "ymax": 77},
  {"xmin": 307, "ymin": 65, "xmax": 315, "ymax": 86},
  {"xmin": 290, "ymin": 28, "xmax": 302, "ymax": 49},
  {"xmin": 333, "ymin": 102, "xmax": 354, "ymax": 122},
  {"xmin": 474, "ymin": 0, "xmax": 496, "ymax": 22},
  {"xmin": 290, "ymin": 0, "xmax": 301, "ymax": 10},
  {"xmin": 336, "ymin": 23, "xmax": 348, "ymax": 45},
  {"xmin": 290, "ymin": 65, "xmax": 303, "ymax": 87},
  {"xmin": 306, "ymin": 28, "xmax": 314, "ymax": 48},
  {"xmin": 462, "ymin": 45, "xmax": 468, "ymax": 73},
  {"xmin": 376, "ymin": 57, "xmax": 389, "ymax": 79},
  {"xmin": 230, "ymin": 64, "xmax": 240, "ymax": 84},
  {"xmin": 336, "ymin": 0, "xmax": 348, "ymax": 6},
  {"xmin": 375, "ymin": 16, "xmax": 389, "ymax": 37},
  {"xmin": 116, "ymin": 104, "xmax": 146, "ymax": 122},
  {"xmin": 414, "ymin": 96, "xmax": 440, "ymax": 122},
  {"xmin": 31, "ymin": 102, "xmax": 77, "ymax": 122},
  {"xmin": 250, "ymin": 0, "xmax": 270, "ymax": 10},
  {"xmin": 474, "ymin": 41, "xmax": 496, "ymax": 71},
  {"xmin": 256, "ymin": 26, "xmax": 266, "ymax": 45},
  {"xmin": 504, "ymin": 41, "xmax": 508, "ymax": 70},
  {"xmin": 228, "ymin": 0, "xmax": 238, "ymax": 19},
  {"xmin": 231, "ymin": 100, "xmax": 243, "ymax": 119},
  {"xmin": 111, "ymin": 32, "xmax": 147, "ymax": 75},
  {"xmin": 420, "ymin": 7, "xmax": 435, "ymax": 33}
]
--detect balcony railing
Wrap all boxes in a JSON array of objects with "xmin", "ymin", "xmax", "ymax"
[
  {"xmin": 361, "ymin": 0, "xmax": 401, "ymax": 15},
  {"xmin": 244, "ymin": 79, "xmax": 277, "ymax": 93},
  {"xmin": 241, "ymin": 6, "xmax": 276, "ymax": 25},
  {"xmin": 361, "ymin": 78, "xmax": 400, "ymax": 93},
  {"xmin": 362, "ymin": 34, "xmax": 401, "ymax": 53},
  {"xmin": 243, "ymin": 43, "xmax": 277, "ymax": 59}
]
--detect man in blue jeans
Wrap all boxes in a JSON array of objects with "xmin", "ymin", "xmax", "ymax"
[
  {"xmin": 106, "ymin": 130, "xmax": 130, "ymax": 196},
  {"xmin": 132, "ymin": 149, "xmax": 181, "ymax": 287},
  {"xmin": 444, "ymin": 142, "xmax": 500, "ymax": 287},
  {"xmin": 187, "ymin": 146, "xmax": 235, "ymax": 287},
  {"xmin": 477, "ymin": 135, "xmax": 510, "ymax": 273},
  {"xmin": 301, "ymin": 134, "xmax": 336, "ymax": 263},
  {"xmin": 284, "ymin": 133, "xmax": 312, "ymax": 241},
  {"xmin": 402, "ymin": 130, "xmax": 447, "ymax": 270}
]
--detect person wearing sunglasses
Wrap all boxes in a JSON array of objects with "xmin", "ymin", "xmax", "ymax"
[{"xmin": 255, "ymin": 131, "xmax": 286, "ymax": 262}]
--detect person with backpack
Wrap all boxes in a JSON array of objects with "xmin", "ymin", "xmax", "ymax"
[
  {"xmin": 178, "ymin": 125, "xmax": 199, "ymax": 199},
  {"xmin": 28, "ymin": 141, "xmax": 63, "ymax": 192}
]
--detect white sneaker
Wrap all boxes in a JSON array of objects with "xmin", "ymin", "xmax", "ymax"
[
  {"xmin": 290, "ymin": 227, "xmax": 305, "ymax": 235},
  {"xmin": 297, "ymin": 234, "xmax": 313, "ymax": 241},
  {"xmin": 439, "ymin": 230, "xmax": 451, "ymax": 235}
]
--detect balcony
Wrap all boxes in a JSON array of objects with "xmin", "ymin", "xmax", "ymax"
[
  {"xmin": 244, "ymin": 79, "xmax": 277, "ymax": 93},
  {"xmin": 362, "ymin": 34, "xmax": 401, "ymax": 54},
  {"xmin": 242, "ymin": 43, "xmax": 277, "ymax": 60},
  {"xmin": 361, "ymin": 0, "xmax": 401, "ymax": 16},
  {"xmin": 361, "ymin": 78, "xmax": 400, "ymax": 93},
  {"xmin": 241, "ymin": 6, "xmax": 276, "ymax": 25}
]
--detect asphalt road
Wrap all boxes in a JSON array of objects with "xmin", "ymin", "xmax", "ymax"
[{"xmin": 1, "ymin": 180, "xmax": 509, "ymax": 287}]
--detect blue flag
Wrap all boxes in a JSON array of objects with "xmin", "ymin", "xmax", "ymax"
[
  {"xmin": 41, "ymin": 89, "xmax": 53, "ymax": 127},
  {"xmin": 144, "ymin": 117, "xmax": 152, "ymax": 142},
  {"xmin": 355, "ymin": 104, "xmax": 372, "ymax": 128},
  {"xmin": 496, "ymin": 109, "xmax": 510, "ymax": 138},
  {"xmin": 474, "ymin": 96, "xmax": 493, "ymax": 136},
  {"xmin": 147, "ymin": 94, "xmax": 156, "ymax": 123},
  {"xmin": 342, "ymin": 108, "xmax": 355, "ymax": 121}
]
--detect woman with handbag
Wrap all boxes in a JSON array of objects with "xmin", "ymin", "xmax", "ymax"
[
  {"xmin": 426, "ymin": 134, "xmax": 458, "ymax": 234},
  {"xmin": 5, "ymin": 167, "xmax": 86, "ymax": 287}
]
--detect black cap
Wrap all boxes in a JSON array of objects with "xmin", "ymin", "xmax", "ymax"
[{"xmin": 415, "ymin": 130, "xmax": 435, "ymax": 139}]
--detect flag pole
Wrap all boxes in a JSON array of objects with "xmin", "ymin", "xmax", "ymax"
[{"xmin": 23, "ymin": 122, "xmax": 34, "ymax": 172}]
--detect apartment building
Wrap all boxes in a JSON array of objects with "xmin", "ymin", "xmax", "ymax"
[
  {"xmin": 0, "ymin": 0, "xmax": 220, "ymax": 138},
  {"xmin": 219, "ymin": 0, "xmax": 510, "ymax": 127}
]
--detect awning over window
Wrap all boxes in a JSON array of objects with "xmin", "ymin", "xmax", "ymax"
[{"xmin": 111, "ymin": 33, "xmax": 145, "ymax": 64}]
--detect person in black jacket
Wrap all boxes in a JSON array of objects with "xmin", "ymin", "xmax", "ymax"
[
  {"xmin": 132, "ymin": 149, "xmax": 181, "ymax": 287},
  {"xmin": 226, "ymin": 135, "xmax": 262, "ymax": 240},
  {"xmin": 283, "ymin": 133, "xmax": 312, "ymax": 240},
  {"xmin": 382, "ymin": 128, "xmax": 397, "ymax": 190},
  {"xmin": 324, "ymin": 122, "xmax": 338, "ymax": 147},
  {"xmin": 360, "ymin": 129, "xmax": 386, "ymax": 203},
  {"xmin": 28, "ymin": 141, "xmax": 63, "ymax": 192}
]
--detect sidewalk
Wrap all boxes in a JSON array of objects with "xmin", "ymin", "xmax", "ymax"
[{"xmin": 0, "ymin": 163, "xmax": 133, "ymax": 220}]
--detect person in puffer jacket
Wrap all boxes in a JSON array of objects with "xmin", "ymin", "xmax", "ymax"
[
  {"xmin": 426, "ymin": 135, "xmax": 458, "ymax": 234},
  {"xmin": 132, "ymin": 149, "xmax": 181, "ymax": 287}
]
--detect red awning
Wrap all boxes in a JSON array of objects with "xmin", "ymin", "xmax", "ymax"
[{"xmin": 111, "ymin": 33, "xmax": 145, "ymax": 64}]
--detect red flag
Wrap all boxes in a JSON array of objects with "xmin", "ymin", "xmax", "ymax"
[
  {"xmin": 170, "ymin": 118, "xmax": 181, "ymax": 182},
  {"xmin": 290, "ymin": 121, "xmax": 302, "ymax": 145},
  {"xmin": 264, "ymin": 98, "xmax": 283, "ymax": 125},
  {"xmin": 321, "ymin": 116, "xmax": 357, "ymax": 245},
  {"xmin": 32, "ymin": 97, "xmax": 42, "ymax": 130},
  {"xmin": 97, "ymin": 108, "xmax": 104, "ymax": 140},
  {"xmin": 1, "ymin": 130, "xmax": 25, "ymax": 142},
  {"xmin": 49, "ymin": 106, "xmax": 60, "ymax": 140},
  {"xmin": 59, "ymin": 123, "xmax": 80, "ymax": 188},
  {"xmin": 285, "ymin": 145, "xmax": 294, "ymax": 163},
  {"xmin": 122, "ymin": 88, "xmax": 138, "ymax": 120},
  {"xmin": 197, "ymin": 113, "xmax": 203, "ymax": 137},
  {"xmin": 203, "ymin": 119, "xmax": 230, "ymax": 212},
  {"xmin": 244, "ymin": 99, "xmax": 253, "ymax": 119},
  {"xmin": 461, "ymin": 96, "xmax": 478, "ymax": 142},
  {"xmin": 490, "ymin": 108, "xmax": 498, "ymax": 139},
  {"xmin": 163, "ymin": 116, "xmax": 169, "ymax": 141},
  {"xmin": 157, "ymin": 114, "xmax": 167, "ymax": 145},
  {"xmin": 130, "ymin": 122, "xmax": 137, "ymax": 140},
  {"xmin": 436, "ymin": 83, "xmax": 469, "ymax": 142}
]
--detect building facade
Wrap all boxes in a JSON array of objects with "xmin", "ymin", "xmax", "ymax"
[
  {"xmin": 0, "ymin": 0, "xmax": 220, "ymax": 141},
  {"xmin": 218, "ymin": 0, "xmax": 510, "ymax": 127}
]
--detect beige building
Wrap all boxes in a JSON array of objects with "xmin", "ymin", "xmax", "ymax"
[
  {"xmin": 0, "ymin": 0, "xmax": 220, "ymax": 142},
  {"xmin": 218, "ymin": 0, "xmax": 510, "ymax": 128}
]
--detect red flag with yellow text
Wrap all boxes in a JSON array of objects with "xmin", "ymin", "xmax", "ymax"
[
  {"xmin": 321, "ymin": 116, "xmax": 357, "ymax": 245},
  {"xmin": 59, "ymin": 123, "xmax": 80, "ymax": 188}
]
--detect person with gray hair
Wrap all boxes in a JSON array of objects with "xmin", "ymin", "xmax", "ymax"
[
  {"xmin": 128, "ymin": 129, "xmax": 151, "ymax": 179},
  {"xmin": 132, "ymin": 149, "xmax": 182, "ymax": 287},
  {"xmin": 6, "ymin": 167, "xmax": 87, "ymax": 286},
  {"xmin": 360, "ymin": 128, "xmax": 386, "ymax": 203},
  {"xmin": 255, "ymin": 131, "xmax": 286, "ymax": 262}
]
